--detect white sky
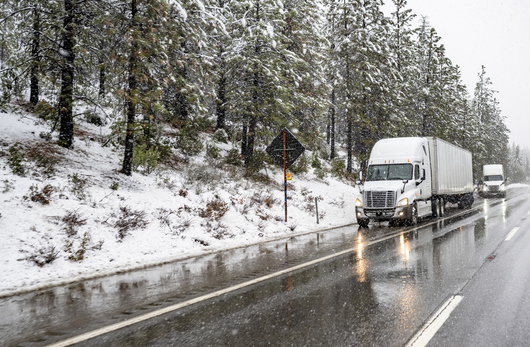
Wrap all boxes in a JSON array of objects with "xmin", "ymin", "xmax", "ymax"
[{"xmin": 384, "ymin": 0, "xmax": 530, "ymax": 149}]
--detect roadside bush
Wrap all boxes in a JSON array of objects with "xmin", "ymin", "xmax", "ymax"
[
  {"xmin": 111, "ymin": 206, "xmax": 149, "ymax": 241},
  {"xmin": 68, "ymin": 173, "xmax": 88, "ymax": 200},
  {"xmin": 34, "ymin": 100, "xmax": 56, "ymax": 121},
  {"xmin": 311, "ymin": 152, "xmax": 322, "ymax": 169},
  {"xmin": 24, "ymin": 184, "xmax": 54, "ymax": 204},
  {"xmin": 206, "ymin": 143, "xmax": 221, "ymax": 160},
  {"xmin": 61, "ymin": 210, "xmax": 87, "ymax": 237},
  {"xmin": 244, "ymin": 150, "xmax": 268, "ymax": 176},
  {"xmin": 26, "ymin": 143, "xmax": 61, "ymax": 177},
  {"xmin": 331, "ymin": 158, "xmax": 346, "ymax": 178},
  {"xmin": 290, "ymin": 153, "xmax": 309, "ymax": 174},
  {"xmin": 133, "ymin": 142, "xmax": 160, "ymax": 174},
  {"xmin": 212, "ymin": 128, "xmax": 228, "ymax": 143},
  {"xmin": 224, "ymin": 149, "xmax": 242, "ymax": 166},
  {"xmin": 314, "ymin": 167, "xmax": 327, "ymax": 180},
  {"xmin": 7, "ymin": 142, "xmax": 25, "ymax": 176},
  {"xmin": 2, "ymin": 179, "xmax": 14, "ymax": 193},
  {"xmin": 184, "ymin": 163, "xmax": 225, "ymax": 191},
  {"xmin": 198, "ymin": 198, "xmax": 229, "ymax": 222},
  {"xmin": 64, "ymin": 232, "xmax": 103, "ymax": 262},
  {"xmin": 83, "ymin": 110, "xmax": 104, "ymax": 126},
  {"xmin": 19, "ymin": 231, "xmax": 59, "ymax": 267},
  {"xmin": 175, "ymin": 127, "xmax": 203, "ymax": 156}
]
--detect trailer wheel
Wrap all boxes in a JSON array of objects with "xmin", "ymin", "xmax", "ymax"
[
  {"xmin": 432, "ymin": 198, "xmax": 439, "ymax": 217},
  {"xmin": 407, "ymin": 203, "xmax": 418, "ymax": 226},
  {"xmin": 439, "ymin": 198, "xmax": 445, "ymax": 217}
]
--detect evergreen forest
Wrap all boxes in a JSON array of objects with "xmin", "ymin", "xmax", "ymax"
[{"xmin": 0, "ymin": 0, "xmax": 526, "ymax": 182}]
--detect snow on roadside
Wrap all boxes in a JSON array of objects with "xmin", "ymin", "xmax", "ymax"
[{"xmin": 0, "ymin": 109, "xmax": 359, "ymax": 297}]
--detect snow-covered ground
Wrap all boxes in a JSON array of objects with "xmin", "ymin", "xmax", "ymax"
[{"xmin": 0, "ymin": 109, "xmax": 359, "ymax": 297}]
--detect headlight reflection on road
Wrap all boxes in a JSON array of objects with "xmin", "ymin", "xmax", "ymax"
[
  {"xmin": 356, "ymin": 232, "xmax": 367, "ymax": 282},
  {"xmin": 400, "ymin": 233, "xmax": 410, "ymax": 262}
]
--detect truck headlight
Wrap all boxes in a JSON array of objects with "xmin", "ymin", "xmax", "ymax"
[
  {"xmin": 397, "ymin": 198, "xmax": 409, "ymax": 206},
  {"xmin": 483, "ymin": 185, "xmax": 489, "ymax": 191},
  {"xmin": 356, "ymin": 198, "xmax": 362, "ymax": 207}
]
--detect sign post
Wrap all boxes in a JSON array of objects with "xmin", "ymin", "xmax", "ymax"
[{"xmin": 266, "ymin": 128, "xmax": 305, "ymax": 222}]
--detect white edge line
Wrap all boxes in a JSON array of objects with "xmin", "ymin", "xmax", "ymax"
[
  {"xmin": 45, "ymin": 247, "xmax": 357, "ymax": 347},
  {"xmin": 405, "ymin": 295, "xmax": 463, "ymax": 347},
  {"xmin": 505, "ymin": 227, "xmax": 520, "ymax": 241},
  {"xmin": 44, "ymin": 223, "xmax": 460, "ymax": 347},
  {"xmin": 47, "ymin": 228, "xmax": 409, "ymax": 347}
]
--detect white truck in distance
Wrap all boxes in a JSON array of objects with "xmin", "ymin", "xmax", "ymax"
[
  {"xmin": 479, "ymin": 164, "xmax": 506, "ymax": 198},
  {"xmin": 355, "ymin": 137, "xmax": 474, "ymax": 227}
]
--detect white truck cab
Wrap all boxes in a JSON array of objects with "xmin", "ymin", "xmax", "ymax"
[
  {"xmin": 356, "ymin": 137, "xmax": 432, "ymax": 227},
  {"xmin": 479, "ymin": 164, "xmax": 506, "ymax": 198},
  {"xmin": 356, "ymin": 137, "xmax": 474, "ymax": 227}
]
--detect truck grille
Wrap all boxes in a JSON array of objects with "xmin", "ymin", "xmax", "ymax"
[
  {"xmin": 490, "ymin": 185, "xmax": 499, "ymax": 192},
  {"xmin": 364, "ymin": 191, "xmax": 395, "ymax": 208}
]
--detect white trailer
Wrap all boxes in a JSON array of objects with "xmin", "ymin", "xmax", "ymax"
[
  {"xmin": 479, "ymin": 164, "xmax": 506, "ymax": 198},
  {"xmin": 355, "ymin": 137, "xmax": 474, "ymax": 227}
]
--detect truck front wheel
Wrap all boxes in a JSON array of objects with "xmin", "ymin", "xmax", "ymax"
[
  {"xmin": 357, "ymin": 218, "xmax": 369, "ymax": 228},
  {"xmin": 407, "ymin": 203, "xmax": 418, "ymax": 226}
]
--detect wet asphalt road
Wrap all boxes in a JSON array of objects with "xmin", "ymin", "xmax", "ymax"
[{"xmin": 2, "ymin": 186, "xmax": 530, "ymax": 346}]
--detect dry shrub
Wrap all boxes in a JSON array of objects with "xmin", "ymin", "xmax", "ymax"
[
  {"xmin": 61, "ymin": 210, "xmax": 87, "ymax": 237},
  {"xmin": 19, "ymin": 231, "xmax": 59, "ymax": 267},
  {"xmin": 255, "ymin": 208, "xmax": 270, "ymax": 221},
  {"xmin": 24, "ymin": 184, "xmax": 54, "ymax": 204},
  {"xmin": 64, "ymin": 232, "xmax": 103, "ymax": 262},
  {"xmin": 198, "ymin": 198, "xmax": 229, "ymax": 221},
  {"xmin": 156, "ymin": 208, "xmax": 192, "ymax": 235},
  {"xmin": 26, "ymin": 142, "xmax": 62, "ymax": 177},
  {"xmin": 204, "ymin": 221, "xmax": 233, "ymax": 240},
  {"xmin": 230, "ymin": 196, "xmax": 252, "ymax": 215},
  {"xmin": 112, "ymin": 206, "xmax": 149, "ymax": 241},
  {"xmin": 250, "ymin": 192, "xmax": 277, "ymax": 208}
]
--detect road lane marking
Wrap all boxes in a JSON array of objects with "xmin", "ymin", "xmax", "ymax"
[
  {"xmin": 505, "ymin": 227, "xmax": 520, "ymax": 241},
  {"xmin": 45, "ymin": 201, "xmax": 510, "ymax": 347},
  {"xmin": 45, "ymin": 246, "xmax": 363, "ymax": 347},
  {"xmin": 405, "ymin": 295, "xmax": 463, "ymax": 347}
]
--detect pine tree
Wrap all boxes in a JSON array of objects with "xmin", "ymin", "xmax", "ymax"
[
  {"xmin": 225, "ymin": 0, "xmax": 292, "ymax": 166},
  {"xmin": 325, "ymin": 0, "xmax": 393, "ymax": 174},
  {"xmin": 388, "ymin": 0, "xmax": 417, "ymax": 137}
]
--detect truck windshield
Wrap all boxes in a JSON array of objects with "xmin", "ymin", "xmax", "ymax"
[
  {"xmin": 366, "ymin": 164, "xmax": 413, "ymax": 181},
  {"xmin": 484, "ymin": 175, "xmax": 503, "ymax": 181}
]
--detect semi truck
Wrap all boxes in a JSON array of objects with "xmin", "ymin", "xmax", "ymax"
[
  {"xmin": 478, "ymin": 164, "xmax": 506, "ymax": 198},
  {"xmin": 355, "ymin": 137, "xmax": 474, "ymax": 227}
]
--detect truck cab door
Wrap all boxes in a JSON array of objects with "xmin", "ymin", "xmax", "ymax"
[{"xmin": 418, "ymin": 144, "xmax": 432, "ymax": 200}]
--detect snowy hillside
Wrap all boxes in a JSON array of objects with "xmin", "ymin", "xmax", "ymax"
[{"xmin": 0, "ymin": 109, "xmax": 359, "ymax": 297}]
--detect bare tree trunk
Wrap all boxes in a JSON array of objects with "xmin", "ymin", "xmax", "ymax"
[
  {"xmin": 121, "ymin": 0, "xmax": 138, "ymax": 176},
  {"xmin": 29, "ymin": 7, "xmax": 40, "ymax": 107},
  {"xmin": 347, "ymin": 118, "xmax": 353, "ymax": 173},
  {"xmin": 241, "ymin": 121, "xmax": 247, "ymax": 156},
  {"xmin": 330, "ymin": 89, "xmax": 336, "ymax": 160},
  {"xmin": 98, "ymin": 58, "xmax": 106, "ymax": 97},
  {"xmin": 58, "ymin": 0, "xmax": 75, "ymax": 148},
  {"xmin": 245, "ymin": 116, "xmax": 257, "ymax": 167},
  {"xmin": 215, "ymin": 47, "xmax": 227, "ymax": 130}
]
